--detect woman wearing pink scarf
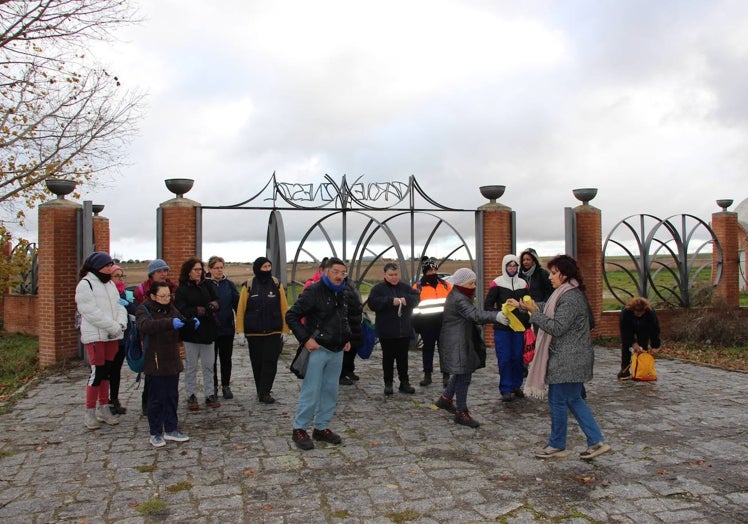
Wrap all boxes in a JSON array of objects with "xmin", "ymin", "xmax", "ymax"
[{"xmin": 507, "ymin": 255, "xmax": 610, "ymax": 460}]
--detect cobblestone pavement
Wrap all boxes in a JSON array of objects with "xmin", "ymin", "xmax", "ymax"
[{"xmin": 0, "ymin": 339, "xmax": 746, "ymax": 523}]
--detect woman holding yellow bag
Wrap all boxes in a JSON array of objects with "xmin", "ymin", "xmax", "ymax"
[{"xmin": 484, "ymin": 254, "xmax": 530, "ymax": 402}]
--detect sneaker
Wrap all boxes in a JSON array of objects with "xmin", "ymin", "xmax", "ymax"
[
  {"xmin": 339, "ymin": 376, "xmax": 354, "ymax": 386},
  {"xmin": 312, "ymin": 428, "xmax": 342, "ymax": 445},
  {"xmin": 399, "ymin": 382, "xmax": 416, "ymax": 394},
  {"xmin": 221, "ymin": 386, "xmax": 234, "ymax": 399},
  {"xmin": 435, "ymin": 395, "xmax": 457, "ymax": 414},
  {"xmin": 205, "ymin": 395, "xmax": 221, "ymax": 408},
  {"xmin": 150, "ymin": 434, "xmax": 166, "ymax": 448},
  {"xmin": 419, "ymin": 373, "xmax": 432, "ymax": 387},
  {"xmin": 454, "ymin": 410, "xmax": 480, "ymax": 428},
  {"xmin": 163, "ymin": 430, "xmax": 190, "ymax": 442},
  {"xmin": 84, "ymin": 408, "xmax": 100, "ymax": 430},
  {"xmin": 535, "ymin": 446, "xmax": 569, "ymax": 459},
  {"xmin": 292, "ymin": 429, "xmax": 314, "ymax": 451},
  {"xmin": 513, "ymin": 388, "xmax": 525, "ymax": 399},
  {"xmin": 187, "ymin": 394, "xmax": 200, "ymax": 411},
  {"xmin": 580, "ymin": 442, "xmax": 611, "ymax": 460},
  {"xmin": 95, "ymin": 405, "xmax": 120, "ymax": 425},
  {"xmin": 617, "ymin": 370, "xmax": 631, "ymax": 381},
  {"xmin": 384, "ymin": 383, "xmax": 394, "ymax": 396},
  {"xmin": 259, "ymin": 393, "xmax": 276, "ymax": 404},
  {"xmin": 346, "ymin": 372, "xmax": 360, "ymax": 381},
  {"xmin": 501, "ymin": 393, "xmax": 513, "ymax": 402}
]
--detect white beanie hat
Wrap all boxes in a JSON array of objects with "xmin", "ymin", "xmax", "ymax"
[{"xmin": 451, "ymin": 268, "xmax": 476, "ymax": 286}]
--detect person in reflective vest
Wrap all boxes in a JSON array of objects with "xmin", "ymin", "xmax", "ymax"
[{"xmin": 411, "ymin": 258, "xmax": 452, "ymax": 387}]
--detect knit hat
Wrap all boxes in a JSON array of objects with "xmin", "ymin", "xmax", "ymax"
[
  {"xmin": 111, "ymin": 264, "xmax": 123, "ymax": 274},
  {"xmin": 422, "ymin": 258, "xmax": 439, "ymax": 273},
  {"xmin": 451, "ymin": 268, "xmax": 476, "ymax": 286},
  {"xmin": 147, "ymin": 258, "xmax": 170, "ymax": 276},
  {"xmin": 85, "ymin": 251, "xmax": 113, "ymax": 271},
  {"xmin": 253, "ymin": 256, "xmax": 271, "ymax": 275}
]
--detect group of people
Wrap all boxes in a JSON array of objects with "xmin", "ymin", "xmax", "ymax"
[{"xmin": 76, "ymin": 248, "xmax": 661, "ymax": 458}]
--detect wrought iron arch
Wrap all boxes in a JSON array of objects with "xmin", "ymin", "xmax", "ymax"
[{"xmin": 603, "ymin": 213, "xmax": 722, "ymax": 308}]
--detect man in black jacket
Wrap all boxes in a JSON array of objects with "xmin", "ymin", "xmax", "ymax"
[{"xmin": 286, "ymin": 257, "xmax": 352, "ymax": 451}]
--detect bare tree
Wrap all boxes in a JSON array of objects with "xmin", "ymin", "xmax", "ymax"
[{"xmin": 0, "ymin": 0, "xmax": 144, "ymax": 224}]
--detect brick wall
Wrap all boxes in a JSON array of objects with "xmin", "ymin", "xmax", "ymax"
[
  {"xmin": 480, "ymin": 203, "xmax": 513, "ymax": 343},
  {"xmin": 711, "ymin": 211, "xmax": 739, "ymax": 306},
  {"xmin": 3, "ymin": 295, "xmax": 38, "ymax": 335},
  {"xmin": 574, "ymin": 205, "xmax": 603, "ymax": 334},
  {"xmin": 93, "ymin": 216, "xmax": 110, "ymax": 253},
  {"xmin": 161, "ymin": 199, "xmax": 199, "ymax": 271}
]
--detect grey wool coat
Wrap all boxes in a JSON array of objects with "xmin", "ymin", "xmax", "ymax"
[
  {"xmin": 439, "ymin": 289, "xmax": 499, "ymax": 375},
  {"xmin": 530, "ymin": 287, "xmax": 594, "ymax": 384}
]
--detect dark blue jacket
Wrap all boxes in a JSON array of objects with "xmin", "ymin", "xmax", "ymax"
[
  {"xmin": 208, "ymin": 276, "xmax": 239, "ymax": 336},
  {"xmin": 367, "ymin": 280, "xmax": 420, "ymax": 339}
]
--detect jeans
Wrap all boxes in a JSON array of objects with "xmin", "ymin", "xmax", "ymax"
[
  {"xmin": 184, "ymin": 341, "xmax": 215, "ymax": 398},
  {"xmin": 293, "ymin": 346, "xmax": 343, "ymax": 431},
  {"xmin": 547, "ymin": 382, "xmax": 605, "ymax": 449},
  {"xmin": 442, "ymin": 373, "xmax": 472, "ymax": 412},
  {"xmin": 493, "ymin": 329, "xmax": 524, "ymax": 394}
]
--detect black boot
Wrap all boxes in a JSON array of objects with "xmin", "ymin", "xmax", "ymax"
[
  {"xmin": 399, "ymin": 382, "xmax": 415, "ymax": 394},
  {"xmin": 419, "ymin": 372, "xmax": 432, "ymax": 387},
  {"xmin": 384, "ymin": 382, "xmax": 394, "ymax": 396}
]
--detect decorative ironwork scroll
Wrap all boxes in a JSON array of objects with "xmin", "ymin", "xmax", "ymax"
[{"xmin": 603, "ymin": 214, "xmax": 722, "ymax": 307}]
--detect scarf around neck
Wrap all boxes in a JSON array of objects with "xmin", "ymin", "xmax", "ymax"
[{"xmin": 524, "ymin": 278, "xmax": 579, "ymax": 400}]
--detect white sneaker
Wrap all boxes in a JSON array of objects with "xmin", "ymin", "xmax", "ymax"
[
  {"xmin": 95, "ymin": 405, "xmax": 120, "ymax": 425},
  {"xmin": 150, "ymin": 435, "xmax": 166, "ymax": 448},
  {"xmin": 84, "ymin": 408, "xmax": 100, "ymax": 430},
  {"xmin": 163, "ymin": 430, "xmax": 190, "ymax": 442}
]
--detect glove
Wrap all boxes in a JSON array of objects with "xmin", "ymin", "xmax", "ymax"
[
  {"xmin": 207, "ymin": 300, "xmax": 219, "ymax": 312},
  {"xmin": 192, "ymin": 317, "xmax": 200, "ymax": 329},
  {"xmin": 496, "ymin": 312, "xmax": 510, "ymax": 326},
  {"xmin": 172, "ymin": 318, "xmax": 185, "ymax": 329}
]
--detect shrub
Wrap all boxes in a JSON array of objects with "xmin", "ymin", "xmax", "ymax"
[{"xmin": 668, "ymin": 296, "xmax": 748, "ymax": 347}]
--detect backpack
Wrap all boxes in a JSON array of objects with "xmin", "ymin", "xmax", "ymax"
[
  {"xmin": 125, "ymin": 305, "xmax": 152, "ymax": 380},
  {"xmin": 630, "ymin": 350, "xmax": 657, "ymax": 381},
  {"xmin": 356, "ymin": 312, "xmax": 378, "ymax": 359}
]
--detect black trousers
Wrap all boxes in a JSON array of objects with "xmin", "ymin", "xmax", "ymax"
[
  {"xmin": 341, "ymin": 347, "xmax": 357, "ymax": 377},
  {"xmin": 380, "ymin": 337, "xmax": 411, "ymax": 384},
  {"xmin": 109, "ymin": 343, "xmax": 126, "ymax": 401},
  {"xmin": 213, "ymin": 334, "xmax": 234, "ymax": 392},
  {"xmin": 247, "ymin": 334, "xmax": 282, "ymax": 397}
]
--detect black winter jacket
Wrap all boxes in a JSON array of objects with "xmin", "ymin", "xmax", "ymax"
[
  {"xmin": 344, "ymin": 279, "xmax": 364, "ymax": 349},
  {"xmin": 367, "ymin": 280, "xmax": 421, "ymax": 339},
  {"xmin": 175, "ymin": 279, "xmax": 219, "ymax": 344},
  {"xmin": 286, "ymin": 280, "xmax": 351, "ymax": 352},
  {"xmin": 620, "ymin": 308, "xmax": 661, "ymax": 351}
]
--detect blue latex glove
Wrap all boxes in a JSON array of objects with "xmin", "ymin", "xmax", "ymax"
[
  {"xmin": 192, "ymin": 317, "xmax": 200, "ymax": 329},
  {"xmin": 172, "ymin": 318, "xmax": 185, "ymax": 329}
]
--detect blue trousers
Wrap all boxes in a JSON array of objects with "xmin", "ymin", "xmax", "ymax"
[
  {"xmin": 147, "ymin": 374, "xmax": 180, "ymax": 436},
  {"xmin": 442, "ymin": 373, "xmax": 472, "ymax": 412},
  {"xmin": 293, "ymin": 347, "xmax": 343, "ymax": 431},
  {"xmin": 493, "ymin": 329, "xmax": 524, "ymax": 394},
  {"xmin": 547, "ymin": 382, "xmax": 605, "ymax": 449}
]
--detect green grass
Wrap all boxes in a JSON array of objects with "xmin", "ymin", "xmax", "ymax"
[{"xmin": 0, "ymin": 330, "xmax": 40, "ymax": 404}]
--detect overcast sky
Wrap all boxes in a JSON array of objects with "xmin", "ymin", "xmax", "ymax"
[{"xmin": 17, "ymin": 0, "xmax": 748, "ymax": 262}]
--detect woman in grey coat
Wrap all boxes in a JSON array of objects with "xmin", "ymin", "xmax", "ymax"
[
  {"xmin": 435, "ymin": 268, "xmax": 502, "ymax": 428},
  {"xmin": 507, "ymin": 254, "xmax": 611, "ymax": 460}
]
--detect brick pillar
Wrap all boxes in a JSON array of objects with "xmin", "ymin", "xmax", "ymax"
[
  {"xmin": 160, "ymin": 197, "xmax": 200, "ymax": 271},
  {"xmin": 92, "ymin": 215, "xmax": 110, "ymax": 253},
  {"xmin": 479, "ymin": 202, "xmax": 513, "ymax": 344},
  {"xmin": 574, "ymin": 204, "xmax": 602, "ymax": 333},
  {"xmin": 711, "ymin": 210, "xmax": 739, "ymax": 306},
  {"xmin": 38, "ymin": 199, "xmax": 81, "ymax": 366}
]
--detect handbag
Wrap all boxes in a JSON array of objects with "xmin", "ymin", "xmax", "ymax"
[
  {"xmin": 630, "ymin": 350, "xmax": 657, "ymax": 381},
  {"xmin": 523, "ymin": 328, "xmax": 536, "ymax": 366},
  {"xmin": 290, "ymin": 344, "xmax": 309, "ymax": 379}
]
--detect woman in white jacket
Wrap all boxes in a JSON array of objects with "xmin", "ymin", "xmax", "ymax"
[{"xmin": 75, "ymin": 251, "xmax": 127, "ymax": 430}]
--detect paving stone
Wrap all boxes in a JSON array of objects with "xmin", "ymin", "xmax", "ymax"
[{"xmin": 0, "ymin": 343, "xmax": 746, "ymax": 522}]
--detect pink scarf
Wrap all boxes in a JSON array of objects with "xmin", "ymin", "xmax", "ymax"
[{"xmin": 525, "ymin": 279, "xmax": 579, "ymax": 400}]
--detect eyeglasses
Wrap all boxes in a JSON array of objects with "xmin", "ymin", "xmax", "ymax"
[
  {"xmin": 112, "ymin": 274, "xmax": 126, "ymax": 279},
  {"xmin": 155, "ymin": 293, "xmax": 171, "ymax": 299},
  {"xmin": 190, "ymin": 267, "xmax": 203, "ymax": 272},
  {"xmin": 328, "ymin": 268, "xmax": 348, "ymax": 276}
]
